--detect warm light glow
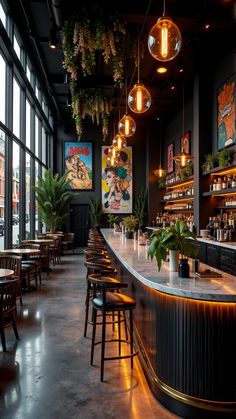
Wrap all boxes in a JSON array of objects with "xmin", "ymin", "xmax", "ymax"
[
  {"xmin": 112, "ymin": 134, "xmax": 127, "ymax": 151},
  {"xmin": 166, "ymin": 179, "xmax": 193, "ymax": 189},
  {"xmin": 181, "ymin": 154, "xmax": 186, "ymax": 167},
  {"xmin": 128, "ymin": 83, "xmax": 151, "ymax": 114},
  {"xmin": 161, "ymin": 22, "xmax": 168, "ymax": 58},
  {"xmin": 211, "ymin": 167, "xmax": 236, "ymax": 176},
  {"xmin": 118, "ymin": 113, "xmax": 136, "ymax": 137},
  {"xmin": 157, "ymin": 66, "xmax": 167, "ymax": 74},
  {"xmin": 153, "ymin": 165, "xmax": 166, "ymax": 178},
  {"xmin": 108, "ymin": 145, "xmax": 119, "ymax": 159},
  {"xmin": 164, "ymin": 197, "xmax": 194, "ymax": 203},
  {"xmin": 148, "ymin": 16, "xmax": 182, "ymax": 62},
  {"xmin": 173, "ymin": 150, "xmax": 193, "ymax": 168},
  {"xmin": 212, "ymin": 192, "xmax": 236, "ymax": 197},
  {"xmin": 137, "ymin": 89, "xmax": 143, "ymax": 112}
]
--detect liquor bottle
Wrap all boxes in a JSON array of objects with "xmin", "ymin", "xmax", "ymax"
[{"xmin": 222, "ymin": 176, "xmax": 228, "ymax": 189}]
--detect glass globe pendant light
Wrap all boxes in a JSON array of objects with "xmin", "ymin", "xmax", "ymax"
[
  {"xmin": 128, "ymin": 34, "xmax": 151, "ymax": 114},
  {"xmin": 112, "ymin": 133, "xmax": 127, "ymax": 151},
  {"xmin": 148, "ymin": 0, "xmax": 182, "ymax": 62},
  {"xmin": 118, "ymin": 76, "xmax": 136, "ymax": 137},
  {"xmin": 153, "ymin": 118, "xmax": 166, "ymax": 178}
]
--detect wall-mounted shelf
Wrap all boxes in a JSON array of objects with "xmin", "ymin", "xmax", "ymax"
[
  {"xmin": 202, "ymin": 164, "xmax": 236, "ymax": 176},
  {"xmin": 203, "ymin": 188, "xmax": 236, "ymax": 197},
  {"xmin": 164, "ymin": 207, "xmax": 193, "ymax": 212},
  {"xmin": 165, "ymin": 176, "xmax": 194, "ymax": 189},
  {"xmin": 216, "ymin": 206, "xmax": 236, "ymax": 210},
  {"xmin": 161, "ymin": 196, "xmax": 194, "ymax": 203}
]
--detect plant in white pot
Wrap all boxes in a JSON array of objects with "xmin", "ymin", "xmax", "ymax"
[{"xmin": 148, "ymin": 221, "xmax": 199, "ymax": 277}]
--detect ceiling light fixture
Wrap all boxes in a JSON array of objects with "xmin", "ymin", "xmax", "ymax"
[
  {"xmin": 49, "ymin": 24, "xmax": 58, "ymax": 49},
  {"xmin": 173, "ymin": 81, "xmax": 193, "ymax": 168},
  {"xmin": 157, "ymin": 66, "xmax": 167, "ymax": 74},
  {"xmin": 148, "ymin": 0, "xmax": 182, "ymax": 62},
  {"xmin": 112, "ymin": 133, "xmax": 127, "ymax": 151},
  {"xmin": 153, "ymin": 117, "xmax": 166, "ymax": 178},
  {"xmin": 128, "ymin": 31, "xmax": 151, "ymax": 114},
  {"xmin": 118, "ymin": 74, "xmax": 136, "ymax": 137}
]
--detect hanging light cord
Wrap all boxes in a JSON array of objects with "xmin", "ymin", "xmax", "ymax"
[
  {"xmin": 163, "ymin": 0, "xmax": 166, "ymax": 17},
  {"xmin": 182, "ymin": 80, "xmax": 185, "ymax": 140},
  {"xmin": 159, "ymin": 118, "xmax": 162, "ymax": 166},
  {"xmin": 137, "ymin": 31, "xmax": 140, "ymax": 83}
]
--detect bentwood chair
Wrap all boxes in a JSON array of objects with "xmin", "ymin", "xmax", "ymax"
[
  {"xmin": 0, "ymin": 279, "xmax": 19, "ymax": 351},
  {"xmin": 0, "ymin": 255, "xmax": 23, "ymax": 306}
]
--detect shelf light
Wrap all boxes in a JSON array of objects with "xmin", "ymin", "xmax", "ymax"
[
  {"xmin": 210, "ymin": 167, "xmax": 236, "ymax": 176},
  {"xmin": 166, "ymin": 179, "xmax": 193, "ymax": 189}
]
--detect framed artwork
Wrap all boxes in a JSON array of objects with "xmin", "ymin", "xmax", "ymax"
[
  {"xmin": 217, "ymin": 74, "xmax": 236, "ymax": 150},
  {"xmin": 64, "ymin": 141, "xmax": 94, "ymax": 190},
  {"xmin": 101, "ymin": 146, "xmax": 133, "ymax": 214},
  {"xmin": 180, "ymin": 131, "xmax": 191, "ymax": 154},
  {"xmin": 167, "ymin": 142, "xmax": 174, "ymax": 174}
]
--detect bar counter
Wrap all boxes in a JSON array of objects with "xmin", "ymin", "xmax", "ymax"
[{"xmin": 101, "ymin": 228, "xmax": 236, "ymax": 419}]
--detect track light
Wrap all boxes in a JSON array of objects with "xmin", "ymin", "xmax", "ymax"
[{"xmin": 49, "ymin": 25, "xmax": 58, "ymax": 49}]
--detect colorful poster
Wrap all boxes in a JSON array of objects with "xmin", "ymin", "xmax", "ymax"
[
  {"xmin": 167, "ymin": 142, "xmax": 174, "ymax": 174},
  {"xmin": 64, "ymin": 141, "xmax": 93, "ymax": 190},
  {"xmin": 180, "ymin": 131, "xmax": 191, "ymax": 154},
  {"xmin": 217, "ymin": 74, "xmax": 236, "ymax": 150},
  {"xmin": 101, "ymin": 146, "xmax": 132, "ymax": 214}
]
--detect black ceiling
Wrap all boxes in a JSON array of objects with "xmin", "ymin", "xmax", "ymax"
[{"xmin": 9, "ymin": 0, "xmax": 236, "ymax": 131}]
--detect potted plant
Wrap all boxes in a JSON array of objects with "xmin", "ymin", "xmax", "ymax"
[
  {"xmin": 148, "ymin": 221, "xmax": 199, "ymax": 277},
  {"xmin": 218, "ymin": 148, "xmax": 235, "ymax": 167},
  {"xmin": 35, "ymin": 169, "xmax": 74, "ymax": 233},
  {"xmin": 122, "ymin": 215, "xmax": 138, "ymax": 239},
  {"xmin": 89, "ymin": 197, "xmax": 102, "ymax": 230},
  {"xmin": 202, "ymin": 152, "xmax": 219, "ymax": 172},
  {"xmin": 134, "ymin": 188, "xmax": 148, "ymax": 232},
  {"xmin": 107, "ymin": 214, "xmax": 119, "ymax": 229}
]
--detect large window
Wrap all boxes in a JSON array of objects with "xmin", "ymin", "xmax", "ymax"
[
  {"xmin": 25, "ymin": 152, "xmax": 31, "ymax": 238},
  {"xmin": 35, "ymin": 161, "xmax": 39, "ymax": 233},
  {"xmin": 12, "ymin": 141, "xmax": 20, "ymax": 245},
  {"xmin": 0, "ymin": 3, "xmax": 6, "ymax": 28},
  {"xmin": 35, "ymin": 115, "xmax": 39, "ymax": 157},
  {"xmin": 26, "ymin": 99, "xmax": 31, "ymax": 149},
  {"xmin": 0, "ymin": 53, "xmax": 6, "ymax": 124},
  {"xmin": 0, "ymin": 130, "xmax": 5, "ymax": 250},
  {"xmin": 13, "ymin": 77, "xmax": 20, "ymax": 138},
  {"xmin": 42, "ymin": 128, "xmax": 46, "ymax": 164}
]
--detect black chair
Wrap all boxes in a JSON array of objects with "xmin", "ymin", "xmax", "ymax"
[
  {"xmin": 89, "ymin": 274, "xmax": 138, "ymax": 381},
  {"xmin": 0, "ymin": 279, "xmax": 19, "ymax": 351}
]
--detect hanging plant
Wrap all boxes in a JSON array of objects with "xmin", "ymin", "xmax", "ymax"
[
  {"xmin": 61, "ymin": 8, "xmax": 126, "ymax": 87},
  {"xmin": 71, "ymin": 86, "xmax": 112, "ymax": 139}
]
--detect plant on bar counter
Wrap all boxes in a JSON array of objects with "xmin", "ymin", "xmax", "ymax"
[
  {"xmin": 148, "ymin": 221, "xmax": 199, "ymax": 273},
  {"xmin": 134, "ymin": 188, "xmax": 148, "ymax": 230},
  {"xmin": 35, "ymin": 169, "xmax": 74, "ymax": 233},
  {"xmin": 107, "ymin": 214, "xmax": 119, "ymax": 227}
]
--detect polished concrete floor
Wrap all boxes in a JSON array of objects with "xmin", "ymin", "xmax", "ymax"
[{"xmin": 0, "ymin": 252, "xmax": 180, "ymax": 419}]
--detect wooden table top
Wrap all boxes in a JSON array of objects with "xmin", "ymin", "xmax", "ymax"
[
  {"xmin": 21, "ymin": 239, "xmax": 54, "ymax": 244},
  {"xmin": 0, "ymin": 248, "xmax": 40, "ymax": 255},
  {"xmin": 0, "ymin": 268, "xmax": 14, "ymax": 279}
]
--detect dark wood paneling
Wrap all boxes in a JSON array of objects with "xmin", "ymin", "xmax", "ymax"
[{"xmin": 70, "ymin": 204, "xmax": 90, "ymax": 246}]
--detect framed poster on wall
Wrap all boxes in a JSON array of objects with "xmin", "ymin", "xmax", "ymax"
[
  {"xmin": 167, "ymin": 142, "xmax": 174, "ymax": 174},
  {"xmin": 101, "ymin": 146, "xmax": 133, "ymax": 214},
  {"xmin": 217, "ymin": 74, "xmax": 236, "ymax": 150},
  {"xmin": 63, "ymin": 141, "xmax": 94, "ymax": 190},
  {"xmin": 180, "ymin": 131, "xmax": 191, "ymax": 154}
]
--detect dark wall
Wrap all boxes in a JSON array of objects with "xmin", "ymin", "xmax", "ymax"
[{"xmin": 55, "ymin": 117, "xmax": 148, "ymax": 229}]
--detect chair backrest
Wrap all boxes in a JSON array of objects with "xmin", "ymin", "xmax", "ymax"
[
  {"xmin": 19, "ymin": 243, "xmax": 41, "ymax": 250},
  {"xmin": 0, "ymin": 279, "xmax": 18, "ymax": 315},
  {"xmin": 64, "ymin": 233, "xmax": 75, "ymax": 243},
  {"xmin": 84, "ymin": 261, "xmax": 117, "ymax": 276},
  {"xmin": 0, "ymin": 255, "xmax": 22, "ymax": 279}
]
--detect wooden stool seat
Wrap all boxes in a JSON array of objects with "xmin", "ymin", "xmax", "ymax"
[{"xmin": 93, "ymin": 292, "xmax": 136, "ymax": 310}]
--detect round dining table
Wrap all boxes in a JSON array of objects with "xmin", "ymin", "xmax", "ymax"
[
  {"xmin": 21, "ymin": 239, "xmax": 54, "ymax": 244},
  {"xmin": 0, "ymin": 268, "xmax": 14, "ymax": 279},
  {"xmin": 0, "ymin": 248, "xmax": 41, "ymax": 256}
]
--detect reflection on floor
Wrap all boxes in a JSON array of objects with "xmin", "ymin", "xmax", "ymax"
[{"xmin": 0, "ymin": 253, "xmax": 180, "ymax": 419}]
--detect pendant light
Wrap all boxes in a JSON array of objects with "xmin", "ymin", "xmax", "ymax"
[
  {"xmin": 148, "ymin": 0, "xmax": 182, "ymax": 62},
  {"xmin": 128, "ymin": 32, "xmax": 151, "ymax": 114},
  {"xmin": 118, "ymin": 76, "xmax": 136, "ymax": 137},
  {"xmin": 113, "ymin": 133, "xmax": 127, "ymax": 151},
  {"xmin": 153, "ymin": 118, "xmax": 166, "ymax": 178},
  {"xmin": 173, "ymin": 81, "xmax": 193, "ymax": 168}
]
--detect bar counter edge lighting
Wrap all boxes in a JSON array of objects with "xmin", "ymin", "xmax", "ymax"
[{"xmin": 100, "ymin": 229, "xmax": 236, "ymax": 419}]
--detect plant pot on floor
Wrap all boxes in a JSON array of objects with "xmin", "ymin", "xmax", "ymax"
[
  {"xmin": 178, "ymin": 258, "xmax": 190, "ymax": 278},
  {"xmin": 125, "ymin": 231, "xmax": 133, "ymax": 239},
  {"xmin": 169, "ymin": 250, "xmax": 179, "ymax": 272}
]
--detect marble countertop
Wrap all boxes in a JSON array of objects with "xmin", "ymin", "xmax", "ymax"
[
  {"xmin": 101, "ymin": 228, "xmax": 236, "ymax": 302},
  {"xmin": 197, "ymin": 237, "xmax": 236, "ymax": 250}
]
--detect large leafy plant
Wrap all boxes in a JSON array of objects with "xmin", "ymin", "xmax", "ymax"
[
  {"xmin": 89, "ymin": 197, "xmax": 102, "ymax": 228},
  {"xmin": 148, "ymin": 221, "xmax": 199, "ymax": 271},
  {"xmin": 35, "ymin": 169, "xmax": 74, "ymax": 233}
]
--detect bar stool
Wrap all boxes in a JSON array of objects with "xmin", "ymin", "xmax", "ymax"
[
  {"xmin": 84, "ymin": 260, "xmax": 127, "ymax": 338},
  {"xmin": 83, "ymin": 248, "xmax": 109, "ymax": 260},
  {"xmin": 89, "ymin": 274, "xmax": 138, "ymax": 381}
]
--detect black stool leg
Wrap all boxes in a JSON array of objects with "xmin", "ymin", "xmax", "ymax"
[
  {"xmin": 101, "ymin": 308, "xmax": 106, "ymax": 381},
  {"xmin": 0, "ymin": 324, "xmax": 6, "ymax": 352},
  {"xmin": 91, "ymin": 308, "xmax": 97, "ymax": 365},
  {"xmin": 12, "ymin": 317, "xmax": 19, "ymax": 340},
  {"xmin": 123, "ymin": 310, "xmax": 128, "ymax": 341},
  {"xmin": 84, "ymin": 284, "xmax": 90, "ymax": 337},
  {"xmin": 129, "ymin": 309, "xmax": 134, "ymax": 369},
  {"xmin": 118, "ymin": 311, "xmax": 121, "ymax": 356}
]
